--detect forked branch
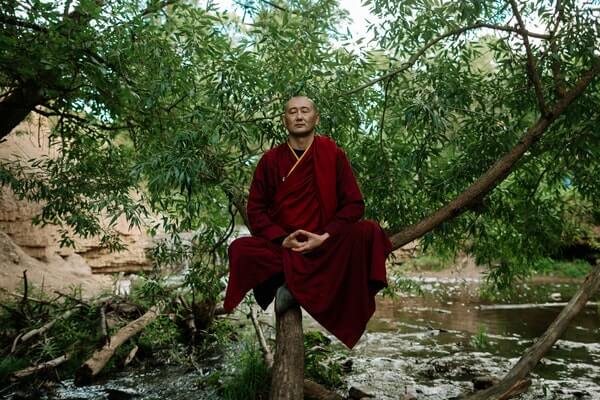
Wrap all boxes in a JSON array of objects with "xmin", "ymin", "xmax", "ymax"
[
  {"xmin": 508, "ymin": 0, "xmax": 548, "ymax": 115},
  {"xmin": 343, "ymin": 23, "xmax": 550, "ymax": 96}
]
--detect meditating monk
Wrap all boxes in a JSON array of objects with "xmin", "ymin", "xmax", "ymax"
[{"xmin": 224, "ymin": 96, "xmax": 391, "ymax": 348}]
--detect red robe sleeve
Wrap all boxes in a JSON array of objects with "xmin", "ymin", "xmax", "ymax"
[
  {"xmin": 323, "ymin": 148, "xmax": 365, "ymax": 236},
  {"xmin": 247, "ymin": 154, "xmax": 288, "ymax": 241}
]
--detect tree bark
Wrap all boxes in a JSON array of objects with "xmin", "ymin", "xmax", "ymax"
[
  {"xmin": 74, "ymin": 304, "xmax": 161, "ymax": 386},
  {"xmin": 0, "ymin": 83, "xmax": 46, "ymax": 141},
  {"xmin": 464, "ymin": 264, "xmax": 600, "ymax": 400},
  {"xmin": 14, "ymin": 306, "xmax": 81, "ymax": 349},
  {"xmin": 12, "ymin": 354, "xmax": 70, "ymax": 379},
  {"xmin": 270, "ymin": 305, "xmax": 304, "ymax": 400}
]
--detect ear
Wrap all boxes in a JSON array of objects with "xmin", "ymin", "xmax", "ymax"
[
  {"xmin": 315, "ymin": 113, "xmax": 320, "ymax": 126},
  {"xmin": 281, "ymin": 114, "xmax": 288, "ymax": 129}
]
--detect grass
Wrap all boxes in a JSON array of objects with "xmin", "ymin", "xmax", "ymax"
[
  {"xmin": 470, "ymin": 325, "xmax": 490, "ymax": 351},
  {"xmin": 220, "ymin": 341, "xmax": 270, "ymax": 400},
  {"xmin": 402, "ymin": 254, "xmax": 455, "ymax": 272},
  {"xmin": 533, "ymin": 258, "xmax": 593, "ymax": 278},
  {"xmin": 401, "ymin": 253, "xmax": 593, "ymax": 280}
]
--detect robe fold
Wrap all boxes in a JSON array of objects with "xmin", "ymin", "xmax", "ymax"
[{"xmin": 224, "ymin": 135, "xmax": 391, "ymax": 348}]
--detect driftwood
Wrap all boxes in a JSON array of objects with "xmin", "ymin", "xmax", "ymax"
[
  {"xmin": 74, "ymin": 304, "xmax": 162, "ymax": 386},
  {"xmin": 12, "ymin": 354, "xmax": 70, "ymax": 379},
  {"xmin": 464, "ymin": 265, "xmax": 600, "ymax": 399},
  {"xmin": 11, "ymin": 306, "xmax": 82, "ymax": 353},
  {"xmin": 479, "ymin": 301, "xmax": 598, "ymax": 310},
  {"xmin": 20, "ymin": 270, "xmax": 29, "ymax": 313},
  {"xmin": 21, "ymin": 306, "xmax": 81, "ymax": 343},
  {"xmin": 5, "ymin": 290, "xmax": 54, "ymax": 305}
]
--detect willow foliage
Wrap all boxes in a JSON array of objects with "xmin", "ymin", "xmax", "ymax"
[{"xmin": 0, "ymin": 0, "xmax": 598, "ymax": 288}]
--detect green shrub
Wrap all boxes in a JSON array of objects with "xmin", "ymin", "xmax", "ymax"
[
  {"xmin": 0, "ymin": 356, "xmax": 29, "ymax": 384},
  {"xmin": 220, "ymin": 342, "xmax": 270, "ymax": 400},
  {"xmin": 304, "ymin": 331, "xmax": 345, "ymax": 389}
]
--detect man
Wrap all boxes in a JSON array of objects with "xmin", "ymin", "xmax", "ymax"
[{"xmin": 224, "ymin": 96, "xmax": 391, "ymax": 348}]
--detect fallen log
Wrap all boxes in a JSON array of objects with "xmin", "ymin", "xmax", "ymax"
[
  {"xmin": 479, "ymin": 301, "xmax": 598, "ymax": 310},
  {"xmin": 464, "ymin": 264, "xmax": 600, "ymax": 400},
  {"xmin": 17, "ymin": 306, "xmax": 82, "ymax": 346},
  {"xmin": 74, "ymin": 304, "xmax": 162, "ymax": 386},
  {"xmin": 12, "ymin": 354, "xmax": 70, "ymax": 379}
]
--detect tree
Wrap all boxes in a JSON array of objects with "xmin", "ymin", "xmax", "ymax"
[{"xmin": 1, "ymin": 0, "xmax": 599, "ymax": 398}]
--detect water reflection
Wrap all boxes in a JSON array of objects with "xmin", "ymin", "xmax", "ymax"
[{"xmin": 346, "ymin": 279, "xmax": 600, "ymax": 399}]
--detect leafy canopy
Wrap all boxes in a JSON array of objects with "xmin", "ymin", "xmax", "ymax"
[{"xmin": 0, "ymin": 0, "xmax": 598, "ymax": 288}]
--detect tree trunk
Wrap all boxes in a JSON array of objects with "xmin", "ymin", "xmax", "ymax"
[
  {"xmin": 74, "ymin": 304, "xmax": 161, "ymax": 386},
  {"xmin": 270, "ymin": 304, "xmax": 304, "ymax": 400},
  {"xmin": 0, "ymin": 83, "xmax": 45, "ymax": 140},
  {"xmin": 464, "ymin": 265, "xmax": 600, "ymax": 399}
]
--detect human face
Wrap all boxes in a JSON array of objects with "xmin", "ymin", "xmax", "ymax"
[{"xmin": 283, "ymin": 96, "xmax": 320, "ymax": 137}]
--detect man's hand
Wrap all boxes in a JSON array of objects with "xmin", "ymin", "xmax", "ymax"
[{"xmin": 282, "ymin": 229, "xmax": 330, "ymax": 253}]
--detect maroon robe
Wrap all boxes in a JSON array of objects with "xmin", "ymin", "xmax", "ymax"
[{"xmin": 224, "ymin": 135, "xmax": 391, "ymax": 348}]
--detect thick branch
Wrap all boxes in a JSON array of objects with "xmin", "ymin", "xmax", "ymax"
[
  {"xmin": 549, "ymin": 1, "xmax": 567, "ymax": 97},
  {"xmin": 0, "ymin": 84, "xmax": 46, "ymax": 140},
  {"xmin": 225, "ymin": 185, "xmax": 249, "ymax": 227},
  {"xmin": 0, "ymin": 2, "xmax": 105, "ymax": 140},
  {"xmin": 33, "ymin": 107, "xmax": 129, "ymax": 131},
  {"xmin": 75, "ymin": 304, "xmax": 162, "ymax": 385},
  {"xmin": 388, "ymin": 59, "xmax": 600, "ymax": 250},
  {"xmin": 0, "ymin": 15, "xmax": 47, "ymax": 32},
  {"xmin": 464, "ymin": 264, "xmax": 600, "ymax": 399},
  {"xmin": 344, "ymin": 23, "xmax": 550, "ymax": 96},
  {"xmin": 18, "ymin": 306, "xmax": 81, "ymax": 345},
  {"xmin": 508, "ymin": 0, "xmax": 548, "ymax": 115},
  {"xmin": 12, "ymin": 354, "xmax": 70, "ymax": 379}
]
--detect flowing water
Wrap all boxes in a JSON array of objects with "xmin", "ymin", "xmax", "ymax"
[
  {"xmin": 5, "ymin": 278, "xmax": 600, "ymax": 399},
  {"xmin": 343, "ymin": 278, "xmax": 600, "ymax": 399}
]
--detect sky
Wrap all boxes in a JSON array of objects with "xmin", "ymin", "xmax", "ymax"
[{"xmin": 211, "ymin": 0, "xmax": 378, "ymax": 41}]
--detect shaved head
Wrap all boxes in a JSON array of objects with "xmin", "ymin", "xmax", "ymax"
[
  {"xmin": 284, "ymin": 96, "xmax": 318, "ymax": 114},
  {"xmin": 283, "ymin": 96, "xmax": 320, "ymax": 137}
]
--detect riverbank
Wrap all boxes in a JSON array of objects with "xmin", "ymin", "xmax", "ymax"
[{"xmin": 395, "ymin": 252, "xmax": 593, "ymax": 283}]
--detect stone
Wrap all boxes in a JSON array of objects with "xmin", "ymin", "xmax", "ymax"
[{"xmin": 0, "ymin": 115, "xmax": 157, "ymax": 278}]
